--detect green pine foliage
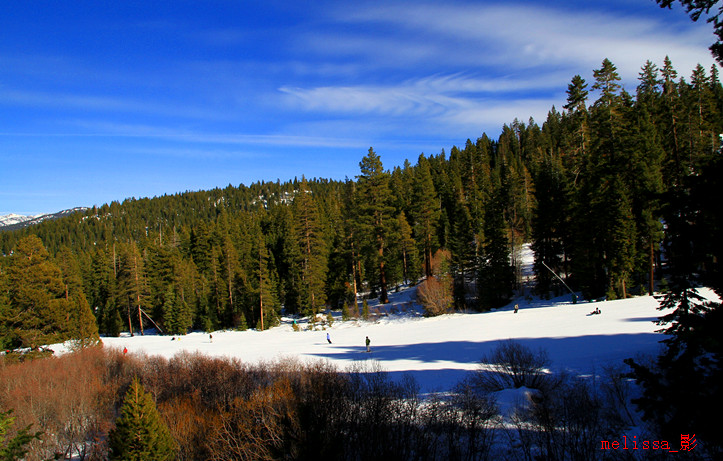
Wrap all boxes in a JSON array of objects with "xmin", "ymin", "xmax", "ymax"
[
  {"xmin": 341, "ymin": 301, "xmax": 352, "ymax": 320},
  {"xmin": 0, "ymin": 409, "xmax": 41, "ymax": 461},
  {"xmin": 478, "ymin": 190, "xmax": 514, "ymax": 310},
  {"xmin": 2, "ymin": 236, "xmax": 97, "ymax": 349},
  {"xmin": 397, "ymin": 212, "xmax": 420, "ymax": 285},
  {"xmin": 108, "ymin": 378, "xmax": 177, "ymax": 461},
  {"xmin": 0, "ymin": 56, "xmax": 721, "ymax": 348},
  {"xmin": 356, "ymin": 148, "xmax": 397, "ymax": 304},
  {"xmin": 161, "ymin": 286, "xmax": 192, "ymax": 335},
  {"xmin": 292, "ymin": 178, "xmax": 328, "ymax": 315},
  {"xmin": 411, "ymin": 154, "xmax": 440, "ymax": 278},
  {"xmin": 361, "ymin": 299, "xmax": 370, "ymax": 320}
]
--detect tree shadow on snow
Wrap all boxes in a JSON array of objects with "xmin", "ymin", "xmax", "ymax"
[{"xmin": 307, "ymin": 333, "xmax": 665, "ymax": 392}]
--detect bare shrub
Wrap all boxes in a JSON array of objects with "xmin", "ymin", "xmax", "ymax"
[
  {"xmin": 600, "ymin": 364, "xmax": 639, "ymax": 428},
  {"xmin": 417, "ymin": 275, "xmax": 453, "ymax": 316},
  {"xmin": 0, "ymin": 346, "xmax": 116, "ymax": 461},
  {"xmin": 151, "ymin": 352, "xmax": 259, "ymax": 408},
  {"xmin": 344, "ymin": 362, "xmax": 430, "ymax": 460},
  {"xmin": 423, "ymin": 382, "xmax": 498, "ymax": 461},
  {"xmin": 273, "ymin": 359, "xmax": 349, "ymax": 458},
  {"xmin": 206, "ymin": 378, "xmax": 298, "ymax": 461},
  {"xmin": 431, "ymin": 248, "xmax": 452, "ymax": 276},
  {"xmin": 510, "ymin": 375, "xmax": 627, "ymax": 461},
  {"xmin": 473, "ymin": 340, "xmax": 558, "ymax": 392},
  {"xmin": 159, "ymin": 392, "xmax": 215, "ymax": 461}
]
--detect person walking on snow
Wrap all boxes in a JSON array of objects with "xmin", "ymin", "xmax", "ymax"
[
  {"xmin": 366, "ymin": 336, "xmax": 371, "ymax": 352},
  {"xmin": 327, "ymin": 332, "xmax": 332, "ymax": 344}
]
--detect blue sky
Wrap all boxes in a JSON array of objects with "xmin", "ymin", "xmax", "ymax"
[{"xmin": 0, "ymin": 0, "xmax": 718, "ymax": 215}]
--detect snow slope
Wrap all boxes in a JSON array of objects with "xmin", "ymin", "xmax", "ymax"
[
  {"xmin": 50, "ymin": 245, "xmax": 718, "ymax": 393},
  {"xmin": 93, "ymin": 293, "xmax": 666, "ymax": 393},
  {"xmin": 74, "ymin": 244, "xmax": 691, "ymax": 393}
]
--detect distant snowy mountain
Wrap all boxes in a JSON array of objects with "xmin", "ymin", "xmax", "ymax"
[
  {"xmin": 0, "ymin": 213, "xmax": 38, "ymax": 227},
  {"xmin": 0, "ymin": 207, "xmax": 88, "ymax": 231}
]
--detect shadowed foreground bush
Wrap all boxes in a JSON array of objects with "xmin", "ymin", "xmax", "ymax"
[
  {"xmin": 472, "ymin": 340, "xmax": 559, "ymax": 392},
  {"xmin": 0, "ymin": 344, "xmax": 663, "ymax": 460},
  {"xmin": 0, "ymin": 348, "xmax": 499, "ymax": 460}
]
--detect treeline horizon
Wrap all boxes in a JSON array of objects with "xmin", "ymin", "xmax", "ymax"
[{"xmin": 1, "ymin": 56, "xmax": 722, "ymax": 349}]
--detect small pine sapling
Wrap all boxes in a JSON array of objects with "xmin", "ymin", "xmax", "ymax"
[
  {"xmin": 362, "ymin": 299, "xmax": 370, "ymax": 320},
  {"xmin": 0, "ymin": 409, "xmax": 41, "ymax": 461},
  {"xmin": 342, "ymin": 301, "xmax": 351, "ymax": 321}
]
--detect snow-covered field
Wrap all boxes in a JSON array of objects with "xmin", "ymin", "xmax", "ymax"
[
  {"xmin": 67, "ymin": 246, "xmax": 692, "ymax": 393},
  {"xmin": 94, "ymin": 292, "xmax": 666, "ymax": 393}
]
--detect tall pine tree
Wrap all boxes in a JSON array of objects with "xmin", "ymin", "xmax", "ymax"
[
  {"xmin": 356, "ymin": 148, "xmax": 396, "ymax": 304},
  {"xmin": 292, "ymin": 178, "xmax": 328, "ymax": 315}
]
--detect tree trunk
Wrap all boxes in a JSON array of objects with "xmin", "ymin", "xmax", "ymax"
[
  {"xmin": 134, "ymin": 255, "xmax": 144, "ymax": 335},
  {"xmin": 259, "ymin": 251, "xmax": 264, "ymax": 332},
  {"xmin": 649, "ymin": 240, "xmax": 655, "ymax": 296},
  {"xmin": 127, "ymin": 298, "xmax": 134, "ymax": 337}
]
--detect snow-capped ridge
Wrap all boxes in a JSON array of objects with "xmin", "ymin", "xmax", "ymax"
[
  {"xmin": 0, "ymin": 207, "xmax": 89, "ymax": 230},
  {"xmin": 0, "ymin": 213, "xmax": 39, "ymax": 227}
]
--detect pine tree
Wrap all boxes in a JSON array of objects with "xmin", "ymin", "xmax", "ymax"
[
  {"xmin": 397, "ymin": 212, "xmax": 419, "ymax": 285},
  {"xmin": 4, "ymin": 235, "xmax": 68, "ymax": 348},
  {"xmin": 411, "ymin": 155, "xmax": 440, "ymax": 278},
  {"xmin": 561, "ymin": 76, "xmax": 590, "ymax": 187},
  {"xmin": 604, "ymin": 176, "xmax": 636, "ymax": 299},
  {"xmin": 361, "ymin": 299, "xmax": 370, "ymax": 320},
  {"xmin": 88, "ymin": 246, "xmax": 119, "ymax": 336},
  {"xmin": 108, "ymin": 378, "xmax": 177, "ymax": 461},
  {"xmin": 253, "ymin": 231, "xmax": 280, "ymax": 330},
  {"xmin": 449, "ymin": 199, "xmax": 476, "ymax": 308},
  {"xmin": 275, "ymin": 205, "xmax": 304, "ymax": 314},
  {"xmin": 531, "ymin": 153, "xmax": 568, "ymax": 297},
  {"xmin": 564, "ymin": 75, "xmax": 589, "ymax": 113},
  {"xmin": 66, "ymin": 293, "xmax": 100, "ymax": 345},
  {"xmin": 0, "ymin": 268, "xmax": 10, "ymax": 350},
  {"xmin": 687, "ymin": 63, "xmax": 718, "ymax": 168},
  {"xmin": 116, "ymin": 242, "xmax": 149, "ymax": 335},
  {"xmin": 172, "ymin": 256, "xmax": 201, "ymax": 330},
  {"xmin": 626, "ymin": 165, "xmax": 722, "ymax": 453},
  {"xmin": 161, "ymin": 285, "xmax": 192, "ymax": 335},
  {"xmin": 660, "ymin": 56, "xmax": 683, "ymax": 185},
  {"xmin": 55, "ymin": 246, "xmax": 100, "ymax": 345},
  {"xmin": 592, "ymin": 58, "xmax": 622, "ymax": 109},
  {"xmin": 478, "ymin": 188, "xmax": 514, "ymax": 310},
  {"xmin": 0, "ymin": 409, "xmax": 41, "ymax": 461},
  {"xmin": 356, "ymin": 148, "xmax": 396, "ymax": 304},
  {"xmin": 292, "ymin": 178, "xmax": 328, "ymax": 315},
  {"xmin": 637, "ymin": 60, "xmax": 662, "ymax": 104},
  {"xmin": 570, "ymin": 59, "xmax": 634, "ymax": 299},
  {"xmin": 627, "ymin": 98, "xmax": 665, "ymax": 295}
]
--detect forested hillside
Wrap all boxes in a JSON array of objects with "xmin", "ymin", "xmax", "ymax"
[{"xmin": 1, "ymin": 57, "xmax": 722, "ymax": 349}]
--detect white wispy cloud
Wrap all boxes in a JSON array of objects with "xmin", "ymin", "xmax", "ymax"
[
  {"xmin": 325, "ymin": 1, "xmax": 715, "ymax": 73},
  {"xmin": 279, "ymin": 1, "xmax": 718, "ymax": 138},
  {"xmin": 279, "ymin": 72, "xmax": 565, "ymax": 138}
]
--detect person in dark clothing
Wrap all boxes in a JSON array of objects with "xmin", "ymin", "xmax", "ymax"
[{"xmin": 365, "ymin": 336, "xmax": 371, "ymax": 352}]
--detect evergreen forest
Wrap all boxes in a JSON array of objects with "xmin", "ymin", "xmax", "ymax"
[{"xmin": 1, "ymin": 57, "xmax": 722, "ymax": 350}]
